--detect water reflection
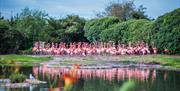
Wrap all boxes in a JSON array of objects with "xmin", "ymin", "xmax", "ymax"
[
  {"xmin": 119, "ymin": 80, "xmax": 136, "ymax": 91},
  {"xmin": 0, "ymin": 65, "xmax": 180, "ymax": 91},
  {"xmin": 32, "ymin": 64, "xmax": 159, "ymax": 91},
  {"xmin": 33, "ymin": 65, "xmax": 157, "ymax": 82}
]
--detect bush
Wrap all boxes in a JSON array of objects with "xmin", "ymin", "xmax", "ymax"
[
  {"xmin": 152, "ymin": 8, "xmax": 180, "ymax": 54},
  {"xmin": 121, "ymin": 19, "xmax": 153, "ymax": 44},
  {"xmin": 84, "ymin": 16, "xmax": 120, "ymax": 42},
  {"xmin": 19, "ymin": 47, "xmax": 33, "ymax": 54},
  {"xmin": 100, "ymin": 19, "xmax": 153, "ymax": 44},
  {"xmin": 9, "ymin": 73, "xmax": 27, "ymax": 83},
  {"xmin": 100, "ymin": 22, "xmax": 128, "ymax": 43}
]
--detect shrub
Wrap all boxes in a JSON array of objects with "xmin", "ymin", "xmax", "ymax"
[
  {"xmin": 100, "ymin": 22, "xmax": 128, "ymax": 43},
  {"xmin": 84, "ymin": 16, "xmax": 120, "ymax": 42},
  {"xmin": 121, "ymin": 19, "xmax": 153, "ymax": 44},
  {"xmin": 152, "ymin": 8, "xmax": 180, "ymax": 54},
  {"xmin": 9, "ymin": 73, "xmax": 27, "ymax": 83},
  {"xmin": 19, "ymin": 47, "xmax": 33, "ymax": 54},
  {"xmin": 100, "ymin": 19, "xmax": 153, "ymax": 44}
]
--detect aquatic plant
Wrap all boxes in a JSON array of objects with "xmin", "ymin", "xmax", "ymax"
[
  {"xmin": 119, "ymin": 80, "xmax": 136, "ymax": 91},
  {"xmin": 9, "ymin": 73, "xmax": 27, "ymax": 83},
  {"xmin": 46, "ymin": 73, "xmax": 58, "ymax": 89}
]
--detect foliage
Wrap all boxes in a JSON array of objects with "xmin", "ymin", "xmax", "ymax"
[
  {"xmin": 38, "ymin": 15, "xmax": 86, "ymax": 43},
  {"xmin": 0, "ymin": 19, "xmax": 10, "ymax": 54},
  {"xmin": 0, "ymin": 8, "xmax": 88, "ymax": 54},
  {"xmin": 119, "ymin": 80, "xmax": 136, "ymax": 91},
  {"xmin": 9, "ymin": 73, "xmax": 27, "ymax": 83},
  {"xmin": 99, "ymin": 22, "xmax": 127, "ymax": 43},
  {"xmin": 100, "ymin": 19, "xmax": 153, "ymax": 44},
  {"xmin": 0, "ymin": 8, "xmax": 48, "ymax": 54},
  {"xmin": 45, "ymin": 15, "xmax": 88, "ymax": 43},
  {"xmin": 0, "ymin": 18, "xmax": 23, "ymax": 54},
  {"xmin": 15, "ymin": 8, "xmax": 48, "ymax": 50},
  {"xmin": 131, "ymin": 5, "xmax": 149, "ymax": 20},
  {"xmin": 46, "ymin": 73, "xmax": 58, "ymax": 88},
  {"xmin": 96, "ymin": 1, "xmax": 149, "ymax": 20},
  {"xmin": 84, "ymin": 17, "xmax": 119, "ymax": 42},
  {"xmin": 121, "ymin": 19, "xmax": 153, "ymax": 44},
  {"xmin": 19, "ymin": 47, "xmax": 33, "ymax": 54},
  {"xmin": 152, "ymin": 8, "xmax": 180, "ymax": 54}
]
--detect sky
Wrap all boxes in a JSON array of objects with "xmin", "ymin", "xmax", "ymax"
[{"xmin": 0, "ymin": 0, "xmax": 180, "ymax": 19}]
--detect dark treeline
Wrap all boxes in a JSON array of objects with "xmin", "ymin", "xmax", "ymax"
[{"xmin": 0, "ymin": 1, "xmax": 180, "ymax": 54}]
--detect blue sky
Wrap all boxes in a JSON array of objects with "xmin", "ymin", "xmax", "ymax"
[{"xmin": 0, "ymin": 0, "xmax": 180, "ymax": 19}]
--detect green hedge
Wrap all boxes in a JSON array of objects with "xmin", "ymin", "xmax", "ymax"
[
  {"xmin": 86, "ymin": 8, "xmax": 180, "ymax": 54},
  {"xmin": 84, "ymin": 17, "xmax": 120, "ymax": 42},
  {"xmin": 152, "ymin": 8, "xmax": 180, "ymax": 54},
  {"xmin": 100, "ymin": 19, "xmax": 153, "ymax": 44}
]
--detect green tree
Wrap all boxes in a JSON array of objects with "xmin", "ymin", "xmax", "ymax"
[
  {"xmin": 15, "ymin": 7, "xmax": 48, "ymax": 50},
  {"xmin": 43, "ymin": 18, "xmax": 64, "ymax": 43},
  {"xmin": 97, "ymin": 1, "xmax": 149, "ymax": 20},
  {"xmin": 131, "ymin": 5, "xmax": 149, "ymax": 20},
  {"xmin": 121, "ymin": 19, "xmax": 153, "ymax": 44},
  {"xmin": 0, "ymin": 18, "xmax": 10, "ymax": 54},
  {"xmin": 100, "ymin": 19, "xmax": 153, "ymax": 44},
  {"xmin": 84, "ymin": 17, "xmax": 120, "ymax": 42},
  {"xmin": 152, "ymin": 8, "xmax": 180, "ymax": 54},
  {"xmin": 62, "ymin": 15, "xmax": 87, "ymax": 43},
  {"xmin": 45, "ymin": 15, "xmax": 87, "ymax": 43},
  {"xmin": 0, "ymin": 17, "xmax": 23, "ymax": 54},
  {"xmin": 100, "ymin": 22, "xmax": 127, "ymax": 43}
]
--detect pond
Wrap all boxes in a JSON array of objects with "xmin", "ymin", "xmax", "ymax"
[{"xmin": 0, "ymin": 64, "xmax": 180, "ymax": 91}]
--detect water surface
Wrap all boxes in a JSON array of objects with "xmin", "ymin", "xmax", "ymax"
[{"xmin": 0, "ymin": 65, "xmax": 180, "ymax": 91}]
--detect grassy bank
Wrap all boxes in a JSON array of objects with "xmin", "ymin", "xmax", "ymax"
[
  {"xmin": 0, "ymin": 54, "xmax": 52, "ymax": 66},
  {"xmin": 0, "ymin": 54, "xmax": 180, "ymax": 68},
  {"xmin": 116, "ymin": 55, "xmax": 180, "ymax": 68},
  {"xmin": 56, "ymin": 55, "xmax": 180, "ymax": 68}
]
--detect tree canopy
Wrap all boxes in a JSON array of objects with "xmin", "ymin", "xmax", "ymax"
[
  {"xmin": 96, "ymin": 1, "xmax": 149, "ymax": 20},
  {"xmin": 84, "ymin": 16, "xmax": 119, "ymax": 42},
  {"xmin": 152, "ymin": 8, "xmax": 180, "ymax": 54}
]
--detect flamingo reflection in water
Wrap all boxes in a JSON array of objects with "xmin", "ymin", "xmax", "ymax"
[
  {"xmin": 34, "ymin": 65, "xmax": 158, "ymax": 82},
  {"xmin": 33, "ymin": 64, "xmax": 158, "ymax": 90},
  {"xmin": 33, "ymin": 64, "xmax": 80, "ymax": 91},
  {"xmin": 63, "ymin": 64, "xmax": 80, "ymax": 91}
]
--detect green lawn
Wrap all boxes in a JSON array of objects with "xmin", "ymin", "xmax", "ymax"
[{"xmin": 0, "ymin": 54, "xmax": 52, "ymax": 66}]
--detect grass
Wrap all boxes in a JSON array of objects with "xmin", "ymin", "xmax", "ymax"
[
  {"xmin": 0, "ymin": 54, "xmax": 180, "ymax": 68},
  {"xmin": 56, "ymin": 55, "xmax": 180, "ymax": 68},
  {"xmin": 116, "ymin": 55, "xmax": 180, "ymax": 68},
  {"xmin": 155, "ymin": 55, "xmax": 180, "ymax": 68},
  {"xmin": 0, "ymin": 54, "xmax": 52, "ymax": 66}
]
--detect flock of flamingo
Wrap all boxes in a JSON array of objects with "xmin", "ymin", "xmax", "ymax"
[
  {"xmin": 30, "ymin": 41, "xmax": 170, "ymax": 91},
  {"xmin": 32, "ymin": 41, "xmax": 158, "ymax": 56}
]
